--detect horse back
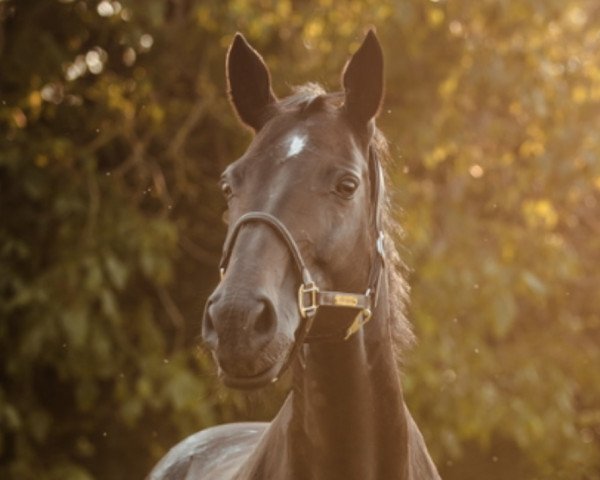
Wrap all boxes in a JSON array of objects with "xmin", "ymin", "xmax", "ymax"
[{"xmin": 147, "ymin": 422, "xmax": 268, "ymax": 480}]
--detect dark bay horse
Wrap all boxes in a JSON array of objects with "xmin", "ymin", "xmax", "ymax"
[{"xmin": 148, "ymin": 30, "xmax": 441, "ymax": 480}]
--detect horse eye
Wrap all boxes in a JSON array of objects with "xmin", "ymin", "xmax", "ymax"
[
  {"xmin": 220, "ymin": 181, "xmax": 233, "ymax": 199},
  {"xmin": 335, "ymin": 177, "xmax": 359, "ymax": 198}
]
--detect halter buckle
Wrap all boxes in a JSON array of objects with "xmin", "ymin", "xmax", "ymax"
[
  {"xmin": 298, "ymin": 282, "xmax": 319, "ymax": 318},
  {"xmin": 344, "ymin": 308, "xmax": 372, "ymax": 340}
]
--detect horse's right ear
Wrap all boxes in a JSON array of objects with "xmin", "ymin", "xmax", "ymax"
[{"xmin": 226, "ymin": 33, "xmax": 277, "ymax": 131}]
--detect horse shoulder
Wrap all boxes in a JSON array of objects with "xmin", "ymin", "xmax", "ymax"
[{"xmin": 147, "ymin": 422, "xmax": 269, "ymax": 480}]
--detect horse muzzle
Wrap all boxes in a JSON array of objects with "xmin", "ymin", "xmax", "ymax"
[{"xmin": 202, "ymin": 290, "xmax": 296, "ymax": 389}]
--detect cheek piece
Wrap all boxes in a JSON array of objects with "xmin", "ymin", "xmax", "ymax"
[{"xmin": 217, "ymin": 147, "xmax": 385, "ymax": 378}]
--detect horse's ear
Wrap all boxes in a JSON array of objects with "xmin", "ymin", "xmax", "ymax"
[
  {"xmin": 227, "ymin": 33, "xmax": 277, "ymax": 131},
  {"xmin": 341, "ymin": 29, "xmax": 384, "ymax": 127}
]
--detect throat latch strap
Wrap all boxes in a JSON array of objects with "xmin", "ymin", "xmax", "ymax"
[{"xmin": 298, "ymin": 284, "xmax": 373, "ymax": 341}]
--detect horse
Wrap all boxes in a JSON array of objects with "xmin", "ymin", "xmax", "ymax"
[{"xmin": 148, "ymin": 30, "xmax": 441, "ymax": 480}]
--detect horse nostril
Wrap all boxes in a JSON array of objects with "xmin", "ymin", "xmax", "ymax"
[
  {"xmin": 203, "ymin": 295, "xmax": 278, "ymax": 355},
  {"xmin": 252, "ymin": 300, "xmax": 276, "ymax": 337}
]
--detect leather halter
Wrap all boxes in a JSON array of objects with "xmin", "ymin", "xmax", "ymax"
[{"xmin": 218, "ymin": 146, "xmax": 386, "ymax": 347}]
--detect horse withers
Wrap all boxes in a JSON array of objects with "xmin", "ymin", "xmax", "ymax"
[{"xmin": 148, "ymin": 30, "xmax": 441, "ymax": 480}]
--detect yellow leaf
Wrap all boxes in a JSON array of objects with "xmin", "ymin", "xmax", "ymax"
[
  {"xmin": 572, "ymin": 85, "xmax": 588, "ymax": 104},
  {"xmin": 439, "ymin": 74, "xmax": 458, "ymax": 99},
  {"xmin": 501, "ymin": 152, "xmax": 515, "ymax": 165},
  {"xmin": 522, "ymin": 199, "xmax": 559, "ymax": 230},
  {"xmin": 29, "ymin": 91, "xmax": 42, "ymax": 111},
  {"xmin": 276, "ymin": 0, "xmax": 291, "ymax": 18},
  {"xmin": 427, "ymin": 8, "xmax": 445, "ymax": 27},
  {"xmin": 519, "ymin": 139, "xmax": 545, "ymax": 158},
  {"xmin": 35, "ymin": 154, "xmax": 49, "ymax": 168},
  {"xmin": 509, "ymin": 101, "xmax": 523, "ymax": 117},
  {"xmin": 11, "ymin": 108, "xmax": 27, "ymax": 128},
  {"xmin": 304, "ymin": 19, "xmax": 323, "ymax": 39}
]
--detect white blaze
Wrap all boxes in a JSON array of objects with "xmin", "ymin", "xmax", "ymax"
[{"xmin": 286, "ymin": 134, "xmax": 307, "ymax": 158}]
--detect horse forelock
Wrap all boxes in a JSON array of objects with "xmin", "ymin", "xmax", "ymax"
[{"xmin": 278, "ymin": 83, "xmax": 344, "ymax": 113}]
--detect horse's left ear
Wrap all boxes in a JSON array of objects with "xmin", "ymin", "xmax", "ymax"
[{"xmin": 342, "ymin": 29, "xmax": 384, "ymax": 127}]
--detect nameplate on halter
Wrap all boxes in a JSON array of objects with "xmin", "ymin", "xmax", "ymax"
[{"xmin": 334, "ymin": 295, "xmax": 359, "ymax": 307}]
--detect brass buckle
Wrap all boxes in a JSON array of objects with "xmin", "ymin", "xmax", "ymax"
[
  {"xmin": 298, "ymin": 282, "xmax": 319, "ymax": 318},
  {"xmin": 344, "ymin": 308, "xmax": 372, "ymax": 340}
]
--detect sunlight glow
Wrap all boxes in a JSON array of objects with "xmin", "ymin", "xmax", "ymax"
[
  {"xmin": 97, "ymin": 0, "xmax": 114, "ymax": 17},
  {"xmin": 140, "ymin": 34, "xmax": 154, "ymax": 51},
  {"xmin": 85, "ymin": 48, "xmax": 107, "ymax": 75},
  {"xmin": 469, "ymin": 164, "xmax": 484, "ymax": 178}
]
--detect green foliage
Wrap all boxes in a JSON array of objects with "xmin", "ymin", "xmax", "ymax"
[{"xmin": 0, "ymin": 0, "xmax": 598, "ymax": 479}]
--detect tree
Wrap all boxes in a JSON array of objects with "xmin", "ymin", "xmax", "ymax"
[{"xmin": 1, "ymin": 1, "xmax": 598, "ymax": 479}]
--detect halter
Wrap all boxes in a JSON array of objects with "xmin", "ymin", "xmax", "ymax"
[{"xmin": 218, "ymin": 146, "xmax": 385, "ymax": 345}]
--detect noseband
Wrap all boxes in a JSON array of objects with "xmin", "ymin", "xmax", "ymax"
[{"xmin": 217, "ymin": 147, "xmax": 385, "ymax": 375}]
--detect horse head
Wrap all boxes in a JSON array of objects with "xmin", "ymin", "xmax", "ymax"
[{"xmin": 202, "ymin": 31, "xmax": 385, "ymax": 389}]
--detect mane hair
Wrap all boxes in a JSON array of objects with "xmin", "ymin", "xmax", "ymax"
[
  {"xmin": 373, "ymin": 130, "xmax": 415, "ymax": 355},
  {"xmin": 282, "ymin": 84, "xmax": 415, "ymax": 355},
  {"xmin": 279, "ymin": 83, "xmax": 344, "ymax": 111}
]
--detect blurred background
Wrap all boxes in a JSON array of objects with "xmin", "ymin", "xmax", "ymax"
[{"xmin": 1, "ymin": 0, "xmax": 599, "ymax": 479}]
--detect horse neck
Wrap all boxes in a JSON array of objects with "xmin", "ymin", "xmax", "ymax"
[
  {"xmin": 288, "ymin": 277, "xmax": 410, "ymax": 480},
  {"xmin": 234, "ymin": 278, "xmax": 412, "ymax": 480}
]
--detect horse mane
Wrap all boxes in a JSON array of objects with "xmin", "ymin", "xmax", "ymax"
[
  {"xmin": 375, "ymin": 132, "xmax": 416, "ymax": 356},
  {"xmin": 282, "ymin": 84, "xmax": 415, "ymax": 356}
]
